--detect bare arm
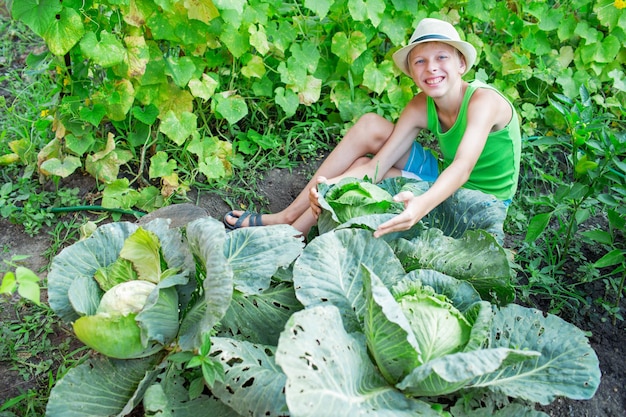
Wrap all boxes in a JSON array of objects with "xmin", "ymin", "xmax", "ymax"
[{"xmin": 374, "ymin": 88, "xmax": 508, "ymax": 237}]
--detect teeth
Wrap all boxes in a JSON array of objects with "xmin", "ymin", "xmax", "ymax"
[{"xmin": 426, "ymin": 77, "xmax": 443, "ymax": 85}]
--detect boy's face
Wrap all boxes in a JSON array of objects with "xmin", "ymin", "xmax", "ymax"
[{"xmin": 407, "ymin": 42, "xmax": 466, "ymax": 95}]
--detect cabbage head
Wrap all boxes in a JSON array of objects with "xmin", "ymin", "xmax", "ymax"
[
  {"xmin": 363, "ymin": 273, "xmax": 479, "ymax": 385},
  {"xmin": 48, "ymin": 221, "xmax": 192, "ymax": 360},
  {"xmin": 394, "ymin": 282, "xmax": 472, "ymax": 365},
  {"xmin": 72, "ymin": 280, "xmax": 169, "ymax": 359},
  {"xmin": 321, "ymin": 177, "xmax": 403, "ymax": 224}
]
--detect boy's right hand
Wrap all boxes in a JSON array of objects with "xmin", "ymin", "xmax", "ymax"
[{"xmin": 309, "ymin": 176, "xmax": 327, "ymax": 219}]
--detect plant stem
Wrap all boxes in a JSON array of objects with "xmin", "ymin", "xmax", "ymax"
[{"xmin": 614, "ymin": 268, "xmax": 626, "ymax": 326}]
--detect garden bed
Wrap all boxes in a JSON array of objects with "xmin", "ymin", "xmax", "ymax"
[{"xmin": 1, "ymin": 162, "xmax": 624, "ymax": 416}]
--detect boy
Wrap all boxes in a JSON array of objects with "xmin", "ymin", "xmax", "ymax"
[{"xmin": 224, "ymin": 18, "xmax": 521, "ymax": 238}]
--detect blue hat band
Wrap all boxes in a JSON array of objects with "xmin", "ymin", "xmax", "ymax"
[{"xmin": 412, "ymin": 34, "xmax": 452, "ymax": 44}]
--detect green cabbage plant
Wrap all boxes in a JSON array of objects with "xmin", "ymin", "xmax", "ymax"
[
  {"xmin": 48, "ymin": 221, "xmax": 193, "ymax": 360},
  {"xmin": 320, "ymin": 177, "xmax": 404, "ymax": 224},
  {"xmin": 45, "ymin": 217, "xmax": 304, "ymax": 416},
  {"xmin": 277, "ymin": 229, "xmax": 601, "ymax": 416}
]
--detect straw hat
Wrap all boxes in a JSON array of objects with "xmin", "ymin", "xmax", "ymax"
[{"xmin": 392, "ymin": 18, "xmax": 477, "ymax": 77}]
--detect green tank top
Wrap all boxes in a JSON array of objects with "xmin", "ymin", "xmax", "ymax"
[{"xmin": 426, "ymin": 80, "xmax": 521, "ymax": 200}]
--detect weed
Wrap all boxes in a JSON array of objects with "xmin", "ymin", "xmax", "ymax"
[
  {"xmin": 0, "ymin": 171, "xmax": 82, "ymax": 236},
  {"xmin": 42, "ymin": 216, "xmax": 83, "ymax": 263},
  {"xmin": 512, "ymin": 85, "xmax": 626, "ymax": 320},
  {"xmin": 0, "ymin": 296, "xmax": 87, "ymax": 417}
]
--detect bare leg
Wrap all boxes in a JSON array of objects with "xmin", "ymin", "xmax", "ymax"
[{"xmin": 225, "ymin": 113, "xmax": 396, "ymax": 229}]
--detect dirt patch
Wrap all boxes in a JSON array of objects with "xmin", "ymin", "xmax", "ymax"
[{"xmin": 1, "ymin": 159, "xmax": 624, "ymax": 416}]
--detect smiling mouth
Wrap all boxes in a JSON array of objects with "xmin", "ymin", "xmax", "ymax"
[{"xmin": 425, "ymin": 76, "xmax": 444, "ymax": 85}]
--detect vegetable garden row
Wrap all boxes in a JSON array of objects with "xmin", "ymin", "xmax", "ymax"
[{"xmin": 45, "ymin": 179, "xmax": 599, "ymax": 416}]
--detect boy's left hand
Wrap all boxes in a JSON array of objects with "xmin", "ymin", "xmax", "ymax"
[{"xmin": 373, "ymin": 191, "xmax": 422, "ymax": 237}]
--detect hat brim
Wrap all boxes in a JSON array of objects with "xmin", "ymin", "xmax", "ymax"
[{"xmin": 392, "ymin": 39, "xmax": 477, "ymax": 77}]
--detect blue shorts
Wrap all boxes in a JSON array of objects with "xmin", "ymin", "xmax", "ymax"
[
  {"xmin": 402, "ymin": 142, "xmax": 439, "ymax": 182},
  {"xmin": 401, "ymin": 143, "xmax": 513, "ymax": 207}
]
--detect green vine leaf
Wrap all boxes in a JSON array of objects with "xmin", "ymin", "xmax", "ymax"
[
  {"xmin": 159, "ymin": 111, "xmax": 198, "ymax": 145},
  {"xmin": 249, "ymin": 24, "xmax": 270, "ymax": 55},
  {"xmin": 199, "ymin": 155, "xmax": 228, "ymax": 180},
  {"xmin": 295, "ymin": 75, "xmax": 322, "ymax": 106},
  {"xmin": 125, "ymin": 35, "xmax": 150, "ymax": 78},
  {"xmin": 93, "ymin": 79, "xmax": 136, "ymax": 121},
  {"xmin": 219, "ymin": 24, "xmax": 249, "ymax": 58},
  {"xmin": 65, "ymin": 133, "xmax": 96, "ymax": 157},
  {"xmin": 595, "ymin": 0, "xmax": 626, "ymax": 30},
  {"xmin": 149, "ymin": 151, "xmax": 178, "ymax": 179},
  {"xmin": 85, "ymin": 134, "xmax": 134, "ymax": 183},
  {"xmin": 214, "ymin": 93, "xmax": 248, "ymax": 125},
  {"xmin": 379, "ymin": 12, "xmax": 411, "ymax": 46},
  {"xmin": 348, "ymin": 0, "xmax": 386, "ymax": 27},
  {"xmin": 608, "ymin": 69, "xmax": 626, "ymax": 92},
  {"xmin": 132, "ymin": 104, "xmax": 159, "ymax": 125},
  {"xmin": 241, "ymin": 56, "xmax": 266, "ymax": 79},
  {"xmin": 102, "ymin": 178, "xmax": 141, "ymax": 210},
  {"xmin": 154, "ymin": 0, "xmax": 178, "ymax": 14},
  {"xmin": 80, "ymin": 31, "xmax": 127, "ymax": 68},
  {"xmin": 80, "ymin": 104, "xmax": 107, "ymax": 127},
  {"xmin": 214, "ymin": 0, "xmax": 246, "ymax": 14},
  {"xmin": 278, "ymin": 60, "xmax": 306, "ymax": 88},
  {"xmin": 290, "ymin": 42, "xmax": 320, "ymax": 74},
  {"xmin": 188, "ymin": 135, "xmax": 232, "ymax": 180},
  {"xmin": 274, "ymin": 87, "xmax": 299, "ymax": 117},
  {"xmin": 155, "ymin": 83, "xmax": 194, "ymax": 117},
  {"xmin": 331, "ymin": 31, "xmax": 367, "ymax": 64},
  {"xmin": 165, "ymin": 56, "xmax": 197, "ymax": 88},
  {"xmin": 11, "ymin": 0, "xmax": 62, "ymax": 37},
  {"xmin": 304, "ymin": 0, "xmax": 332, "ymax": 19},
  {"xmin": 593, "ymin": 34, "xmax": 621, "ymax": 63},
  {"xmin": 266, "ymin": 20, "xmax": 296, "ymax": 54},
  {"xmin": 43, "ymin": 7, "xmax": 85, "ymax": 56},
  {"xmin": 363, "ymin": 61, "xmax": 394, "ymax": 95},
  {"xmin": 188, "ymin": 74, "xmax": 219, "ymax": 100},
  {"xmin": 185, "ymin": 0, "xmax": 220, "ymax": 23},
  {"xmin": 40, "ymin": 156, "xmax": 82, "ymax": 178}
]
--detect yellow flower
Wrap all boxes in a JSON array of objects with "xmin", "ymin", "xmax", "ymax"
[
  {"xmin": 616, "ymin": 0, "xmax": 626, "ymax": 9},
  {"xmin": 40, "ymin": 109, "xmax": 49, "ymax": 117}
]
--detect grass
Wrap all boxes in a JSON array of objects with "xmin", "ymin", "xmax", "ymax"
[{"xmin": 0, "ymin": 296, "xmax": 88, "ymax": 416}]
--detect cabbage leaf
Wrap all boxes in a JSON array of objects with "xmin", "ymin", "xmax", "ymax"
[
  {"xmin": 393, "ymin": 229, "xmax": 516, "ymax": 304},
  {"xmin": 276, "ymin": 305, "xmax": 441, "ymax": 417},
  {"xmin": 293, "ymin": 228, "xmax": 405, "ymax": 332},
  {"xmin": 470, "ymin": 304, "xmax": 602, "ymax": 404},
  {"xmin": 210, "ymin": 337, "xmax": 288, "ymax": 416}
]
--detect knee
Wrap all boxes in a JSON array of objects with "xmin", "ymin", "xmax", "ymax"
[
  {"xmin": 355, "ymin": 113, "xmax": 387, "ymax": 133},
  {"xmin": 352, "ymin": 113, "xmax": 392, "ymax": 151}
]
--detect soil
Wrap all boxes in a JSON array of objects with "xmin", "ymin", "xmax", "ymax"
[{"xmin": 0, "ymin": 158, "xmax": 624, "ymax": 416}]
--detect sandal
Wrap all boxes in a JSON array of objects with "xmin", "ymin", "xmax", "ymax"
[{"xmin": 223, "ymin": 211, "xmax": 264, "ymax": 230}]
